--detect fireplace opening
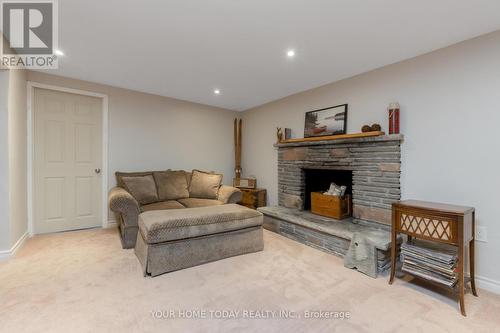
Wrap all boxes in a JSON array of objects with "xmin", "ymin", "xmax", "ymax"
[{"xmin": 303, "ymin": 169, "xmax": 353, "ymax": 211}]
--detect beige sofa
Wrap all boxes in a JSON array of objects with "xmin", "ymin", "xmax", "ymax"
[{"xmin": 109, "ymin": 169, "xmax": 242, "ymax": 248}]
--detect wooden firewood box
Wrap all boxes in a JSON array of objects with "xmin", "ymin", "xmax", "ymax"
[{"xmin": 310, "ymin": 192, "xmax": 352, "ymax": 220}]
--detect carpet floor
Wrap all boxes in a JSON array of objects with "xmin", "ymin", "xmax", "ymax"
[{"xmin": 1, "ymin": 228, "xmax": 499, "ymax": 333}]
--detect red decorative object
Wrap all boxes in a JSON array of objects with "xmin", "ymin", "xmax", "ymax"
[{"xmin": 388, "ymin": 102, "xmax": 400, "ymax": 134}]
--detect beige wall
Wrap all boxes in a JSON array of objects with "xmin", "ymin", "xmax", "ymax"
[
  {"xmin": 0, "ymin": 70, "xmax": 10, "ymax": 252},
  {"xmin": 27, "ymin": 72, "xmax": 238, "ymax": 221},
  {"xmin": 241, "ymin": 30, "xmax": 500, "ymax": 290},
  {"xmin": 8, "ymin": 69, "xmax": 28, "ymax": 247},
  {"xmin": 0, "ymin": 67, "xmax": 28, "ymax": 253}
]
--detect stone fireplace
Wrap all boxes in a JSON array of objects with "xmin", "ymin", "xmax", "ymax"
[
  {"xmin": 258, "ymin": 134, "xmax": 404, "ymax": 277},
  {"xmin": 277, "ymin": 134, "xmax": 403, "ymax": 225}
]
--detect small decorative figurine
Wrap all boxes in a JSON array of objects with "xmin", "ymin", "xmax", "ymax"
[{"xmin": 276, "ymin": 127, "xmax": 283, "ymax": 143}]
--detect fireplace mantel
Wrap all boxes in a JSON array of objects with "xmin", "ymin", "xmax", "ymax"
[
  {"xmin": 275, "ymin": 133, "xmax": 404, "ymax": 148},
  {"xmin": 276, "ymin": 133, "xmax": 404, "ymax": 225}
]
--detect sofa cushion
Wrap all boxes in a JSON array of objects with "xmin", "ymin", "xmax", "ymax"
[
  {"xmin": 188, "ymin": 169, "xmax": 222, "ymax": 199},
  {"xmin": 138, "ymin": 204, "xmax": 263, "ymax": 244},
  {"xmin": 178, "ymin": 198, "xmax": 223, "ymax": 208},
  {"xmin": 116, "ymin": 171, "xmax": 153, "ymax": 188},
  {"xmin": 153, "ymin": 171, "xmax": 189, "ymax": 201},
  {"xmin": 141, "ymin": 200, "xmax": 186, "ymax": 212},
  {"xmin": 121, "ymin": 175, "xmax": 159, "ymax": 205}
]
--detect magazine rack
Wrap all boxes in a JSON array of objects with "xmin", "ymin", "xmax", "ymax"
[{"xmin": 388, "ymin": 200, "xmax": 478, "ymax": 316}]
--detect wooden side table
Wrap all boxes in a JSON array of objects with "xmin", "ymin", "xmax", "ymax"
[
  {"xmin": 389, "ymin": 200, "xmax": 478, "ymax": 316},
  {"xmin": 238, "ymin": 188, "xmax": 266, "ymax": 209}
]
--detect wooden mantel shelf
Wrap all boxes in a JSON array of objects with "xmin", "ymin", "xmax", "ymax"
[
  {"xmin": 274, "ymin": 132, "xmax": 404, "ymax": 148},
  {"xmin": 281, "ymin": 131, "xmax": 384, "ymax": 143}
]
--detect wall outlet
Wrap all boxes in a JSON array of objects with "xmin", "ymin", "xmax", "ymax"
[{"xmin": 476, "ymin": 226, "xmax": 488, "ymax": 242}]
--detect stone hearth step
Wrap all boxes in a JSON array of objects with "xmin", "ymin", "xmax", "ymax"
[{"xmin": 258, "ymin": 206, "xmax": 400, "ymax": 278}]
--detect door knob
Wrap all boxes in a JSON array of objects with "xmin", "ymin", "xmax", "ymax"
[{"xmin": 95, "ymin": 168, "xmax": 101, "ymax": 174}]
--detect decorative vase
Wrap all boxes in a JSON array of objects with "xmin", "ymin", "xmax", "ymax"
[{"xmin": 388, "ymin": 102, "xmax": 400, "ymax": 134}]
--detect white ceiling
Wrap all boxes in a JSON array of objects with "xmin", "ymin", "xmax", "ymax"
[{"xmin": 47, "ymin": 0, "xmax": 500, "ymax": 111}]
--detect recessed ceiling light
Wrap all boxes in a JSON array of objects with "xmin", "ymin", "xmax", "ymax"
[
  {"xmin": 54, "ymin": 49, "xmax": 64, "ymax": 56},
  {"xmin": 287, "ymin": 49, "xmax": 295, "ymax": 57},
  {"xmin": 214, "ymin": 89, "xmax": 221, "ymax": 95}
]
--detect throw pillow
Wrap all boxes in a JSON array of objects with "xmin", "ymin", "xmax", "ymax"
[
  {"xmin": 121, "ymin": 175, "xmax": 159, "ymax": 205},
  {"xmin": 116, "ymin": 171, "xmax": 152, "ymax": 188},
  {"xmin": 153, "ymin": 170, "xmax": 190, "ymax": 201},
  {"xmin": 188, "ymin": 170, "xmax": 223, "ymax": 199}
]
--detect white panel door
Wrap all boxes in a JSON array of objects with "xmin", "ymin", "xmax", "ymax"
[{"xmin": 34, "ymin": 88, "xmax": 102, "ymax": 234}]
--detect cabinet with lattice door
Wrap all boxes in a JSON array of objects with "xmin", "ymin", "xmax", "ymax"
[{"xmin": 389, "ymin": 200, "xmax": 477, "ymax": 316}]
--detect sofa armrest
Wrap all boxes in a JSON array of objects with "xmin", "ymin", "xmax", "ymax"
[
  {"xmin": 217, "ymin": 185, "xmax": 242, "ymax": 204},
  {"xmin": 109, "ymin": 187, "xmax": 140, "ymax": 228}
]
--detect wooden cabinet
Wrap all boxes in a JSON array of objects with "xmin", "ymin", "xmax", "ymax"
[
  {"xmin": 389, "ymin": 200, "xmax": 477, "ymax": 316},
  {"xmin": 239, "ymin": 188, "xmax": 266, "ymax": 209}
]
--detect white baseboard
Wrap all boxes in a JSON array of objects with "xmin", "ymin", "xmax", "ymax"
[
  {"xmin": 0, "ymin": 249, "xmax": 11, "ymax": 261},
  {"xmin": 0, "ymin": 232, "xmax": 29, "ymax": 261},
  {"xmin": 104, "ymin": 219, "xmax": 117, "ymax": 228},
  {"xmin": 476, "ymin": 275, "xmax": 500, "ymax": 295}
]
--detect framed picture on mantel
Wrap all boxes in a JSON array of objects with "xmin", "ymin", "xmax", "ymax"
[{"xmin": 304, "ymin": 104, "xmax": 348, "ymax": 137}]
